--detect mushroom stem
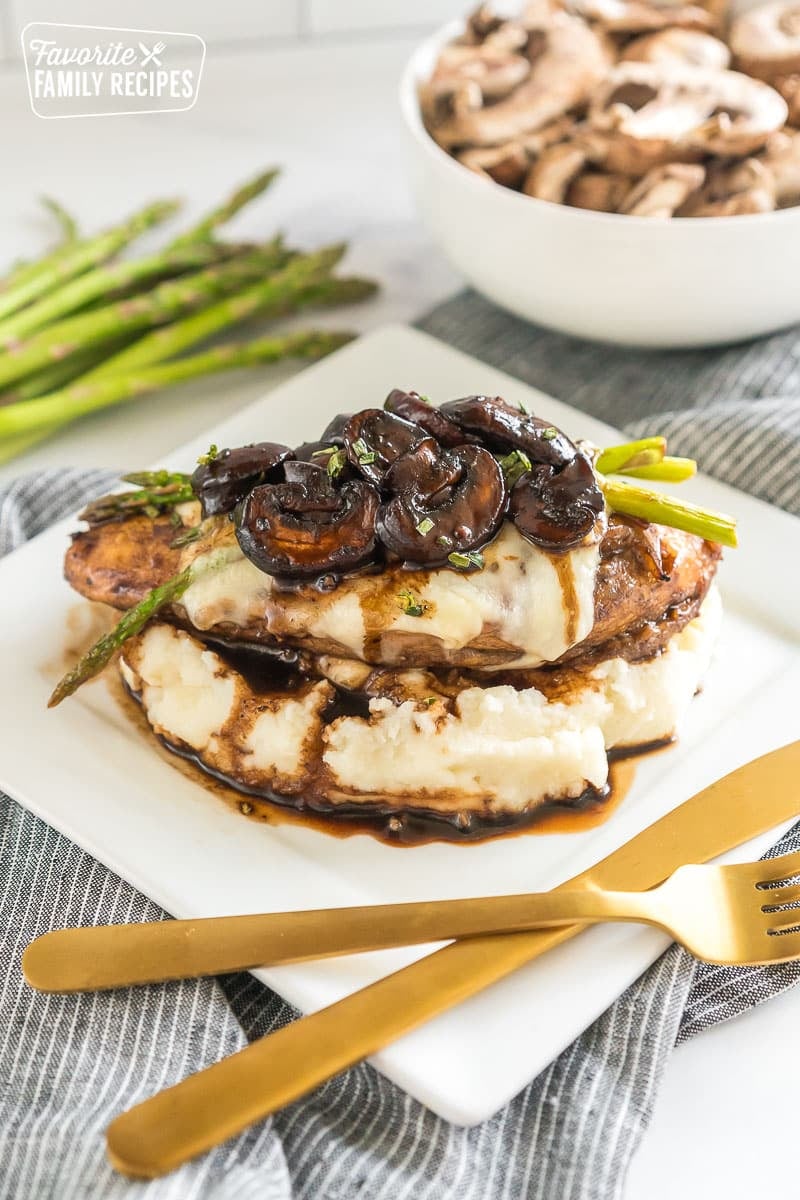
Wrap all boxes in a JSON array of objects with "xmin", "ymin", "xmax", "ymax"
[{"xmin": 600, "ymin": 477, "xmax": 737, "ymax": 547}]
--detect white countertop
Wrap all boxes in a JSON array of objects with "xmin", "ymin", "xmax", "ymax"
[{"xmin": 0, "ymin": 36, "xmax": 796, "ymax": 1198}]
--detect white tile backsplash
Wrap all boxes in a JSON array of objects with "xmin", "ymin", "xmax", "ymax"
[
  {"xmin": 0, "ymin": 0, "xmax": 472, "ymax": 59},
  {"xmin": 308, "ymin": 0, "xmax": 470, "ymax": 34},
  {"xmin": 6, "ymin": 0, "xmax": 298, "ymax": 51}
]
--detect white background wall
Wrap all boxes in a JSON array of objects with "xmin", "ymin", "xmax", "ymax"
[{"xmin": 0, "ymin": 1, "xmax": 476, "ymax": 62}]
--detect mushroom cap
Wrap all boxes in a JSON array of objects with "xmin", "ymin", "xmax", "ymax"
[
  {"xmin": 377, "ymin": 441, "xmax": 508, "ymax": 568},
  {"xmin": 510, "ymin": 451, "xmax": 605, "ymax": 552},
  {"xmin": 235, "ymin": 465, "xmax": 380, "ymax": 580},
  {"xmin": 191, "ymin": 442, "xmax": 294, "ymax": 519},
  {"xmin": 440, "ymin": 393, "xmax": 576, "ymax": 467},
  {"xmin": 523, "ymin": 142, "xmax": 588, "ymax": 201},
  {"xmin": 383, "ymin": 388, "xmax": 478, "ymax": 448},
  {"xmin": 730, "ymin": 1, "xmax": 800, "ymax": 80},
  {"xmin": 621, "ymin": 29, "xmax": 731, "ymax": 70},
  {"xmin": 431, "ymin": 9, "xmax": 610, "ymax": 147},
  {"xmin": 590, "ymin": 62, "xmax": 788, "ymax": 166},
  {"xmin": 758, "ymin": 127, "xmax": 800, "ymax": 205},
  {"xmin": 342, "ymin": 408, "xmax": 429, "ymax": 487},
  {"xmin": 619, "ymin": 161, "xmax": 706, "ymax": 215},
  {"xmin": 565, "ymin": 0, "xmax": 714, "ymax": 34}
]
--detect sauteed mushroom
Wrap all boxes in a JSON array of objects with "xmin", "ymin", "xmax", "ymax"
[
  {"xmin": 510, "ymin": 452, "xmax": 605, "ymax": 552},
  {"xmin": 377, "ymin": 440, "xmax": 507, "ymax": 568},
  {"xmin": 235, "ymin": 462, "xmax": 379, "ymax": 580},
  {"xmin": 621, "ymin": 28, "xmax": 730, "ymax": 69},
  {"xmin": 383, "ymin": 388, "xmax": 477, "ymax": 448},
  {"xmin": 730, "ymin": 0, "xmax": 800, "ymax": 80},
  {"xmin": 440, "ymin": 394, "xmax": 575, "ymax": 468},
  {"xmin": 342, "ymin": 408, "xmax": 430, "ymax": 487},
  {"xmin": 191, "ymin": 442, "xmax": 294, "ymax": 518}
]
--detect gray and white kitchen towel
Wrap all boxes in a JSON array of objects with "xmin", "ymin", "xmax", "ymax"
[{"xmin": 2, "ymin": 290, "xmax": 800, "ymax": 1200}]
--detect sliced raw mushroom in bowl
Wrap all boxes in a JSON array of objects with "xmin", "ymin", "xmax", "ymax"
[
  {"xmin": 621, "ymin": 28, "xmax": 731, "ymax": 69},
  {"xmin": 759, "ymin": 127, "xmax": 800, "ymax": 204},
  {"xmin": 619, "ymin": 162, "xmax": 706, "ymax": 215},
  {"xmin": 523, "ymin": 142, "xmax": 589, "ymax": 201},
  {"xmin": 678, "ymin": 155, "xmax": 776, "ymax": 214},
  {"xmin": 457, "ymin": 141, "xmax": 530, "ymax": 187},
  {"xmin": 565, "ymin": 0, "xmax": 716, "ymax": 34},
  {"xmin": 730, "ymin": 0, "xmax": 800, "ymax": 79},
  {"xmin": 565, "ymin": 169, "xmax": 633, "ymax": 210}
]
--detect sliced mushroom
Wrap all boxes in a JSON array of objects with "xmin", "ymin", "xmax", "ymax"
[
  {"xmin": 565, "ymin": 0, "xmax": 714, "ymax": 34},
  {"xmin": 678, "ymin": 155, "xmax": 776, "ymax": 213},
  {"xmin": 191, "ymin": 442, "xmax": 294, "ymax": 518},
  {"xmin": 434, "ymin": 42, "xmax": 532, "ymax": 101},
  {"xmin": 432, "ymin": 9, "xmax": 610, "ymax": 147},
  {"xmin": 621, "ymin": 29, "xmax": 730, "ymax": 70},
  {"xmin": 590, "ymin": 63, "xmax": 788, "ymax": 172},
  {"xmin": 377, "ymin": 441, "xmax": 507, "ymax": 568},
  {"xmin": 383, "ymin": 388, "xmax": 478, "ymax": 448},
  {"xmin": 619, "ymin": 161, "xmax": 706, "ymax": 215},
  {"xmin": 520, "ymin": 115, "xmax": 579, "ymax": 156},
  {"xmin": 773, "ymin": 72, "xmax": 800, "ymax": 123},
  {"xmin": 758, "ymin": 127, "xmax": 800, "ymax": 204},
  {"xmin": 510, "ymin": 451, "xmax": 605, "ymax": 552},
  {"xmin": 458, "ymin": 142, "xmax": 529, "ymax": 188},
  {"xmin": 566, "ymin": 169, "xmax": 633, "ymax": 210},
  {"xmin": 730, "ymin": 1, "xmax": 800, "ymax": 81},
  {"xmin": 440, "ymin": 394, "xmax": 576, "ymax": 467},
  {"xmin": 235, "ymin": 463, "xmax": 379, "ymax": 580},
  {"xmin": 342, "ymin": 409, "xmax": 430, "ymax": 487},
  {"xmin": 523, "ymin": 142, "xmax": 588, "ymax": 201}
]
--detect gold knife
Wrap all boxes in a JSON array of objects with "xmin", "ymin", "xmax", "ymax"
[{"xmin": 107, "ymin": 740, "xmax": 800, "ymax": 1179}]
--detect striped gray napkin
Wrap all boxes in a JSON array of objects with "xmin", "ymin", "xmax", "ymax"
[{"xmin": 2, "ymin": 290, "xmax": 800, "ymax": 1200}]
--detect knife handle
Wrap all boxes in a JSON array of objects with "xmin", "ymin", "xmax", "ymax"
[
  {"xmin": 23, "ymin": 887, "xmax": 659, "ymax": 994},
  {"xmin": 106, "ymin": 923, "xmax": 579, "ymax": 1179}
]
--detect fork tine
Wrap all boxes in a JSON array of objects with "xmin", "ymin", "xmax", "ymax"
[
  {"xmin": 761, "ymin": 882, "xmax": 800, "ymax": 909},
  {"xmin": 765, "ymin": 913, "xmax": 800, "ymax": 936},
  {"xmin": 755, "ymin": 850, "xmax": 800, "ymax": 887},
  {"xmin": 760, "ymin": 929, "xmax": 800, "ymax": 962}
]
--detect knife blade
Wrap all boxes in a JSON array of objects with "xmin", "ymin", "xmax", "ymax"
[{"xmin": 107, "ymin": 740, "xmax": 800, "ymax": 1179}]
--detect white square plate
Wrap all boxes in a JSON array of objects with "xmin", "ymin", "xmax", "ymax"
[{"xmin": 2, "ymin": 325, "xmax": 800, "ymax": 1125}]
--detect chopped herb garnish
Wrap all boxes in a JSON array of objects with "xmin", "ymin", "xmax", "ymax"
[
  {"xmin": 358, "ymin": 451, "xmax": 376, "ymax": 465},
  {"xmin": 197, "ymin": 443, "xmax": 220, "ymax": 466},
  {"xmin": 424, "ymin": 696, "xmax": 437, "ymax": 707},
  {"xmin": 498, "ymin": 448, "xmax": 532, "ymax": 487},
  {"xmin": 312, "ymin": 446, "xmax": 334, "ymax": 457},
  {"xmin": 518, "ymin": 400, "xmax": 529, "ymax": 415},
  {"xmin": 352, "ymin": 437, "xmax": 376, "ymax": 466},
  {"xmin": 352, "ymin": 437, "xmax": 368, "ymax": 456},
  {"xmin": 436, "ymin": 534, "xmax": 453, "ymax": 548},
  {"xmin": 542, "ymin": 427, "xmax": 558, "ymax": 440},
  {"xmin": 419, "ymin": 394, "xmax": 431, "ymax": 404},
  {"xmin": 416, "ymin": 517, "xmax": 435, "ymax": 536},
  {"xmin": 398, "ymin": 588, "xmax": 427, "ymax": 618},
  {"xmin": 447, "ymin": 549, "xmax": 484, "ymax": 571},
  {"xmin": 326, "ymin": 447, "xmax": 347, "ymax": 478}
]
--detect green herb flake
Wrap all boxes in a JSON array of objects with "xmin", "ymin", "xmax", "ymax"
[
  {"xmin": 416, "ymin": 517, "xmax": 434, "ymax": 536},
  {"xmin": 436, "ymin": 534, "xmax": 453, "ymax": 548},
  {"xmin": 312, "ymin": 445, "xmax": 334, "ymax": 458},
  {"xmin": 423, "ymin": 696, "xmax": 437, "ymax": 707},
  {"xmin": 352, "ymin": 437, "xmax": 368, "ymax": 457},
  {"xmin": 358, "ymin": 450, "xmax": 376, "ymax": 466},
  {"xmin": 419, "ymin": 394, "xmax": 431, "ymax": 404},
  {"xmin": 398, "ymin": 589, "xmax": 427, "ymax": 618},
  {"xmin": 518, "ymin": 401, "xmax": 529, "ymax": 415},
  {"xmin": 542, "ymin": 427, "xmax": 559, "ymax": 441},
  {"xmin": 326, "ymin": 448, "xmax": 346, "ymax": 478},
  {"xmin": 448, "ymin": 550, "xmax": 484, "ymax": 571},
  {"xmin": 197, "ymin": 443, "xmax": 220, "ymax": 466}
]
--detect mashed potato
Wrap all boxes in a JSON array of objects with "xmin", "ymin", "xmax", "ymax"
[{"xmin": 120, "ymin": 586, "xmax": 721, "ymax": 821}]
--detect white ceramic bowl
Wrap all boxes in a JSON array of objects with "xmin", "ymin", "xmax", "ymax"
[{"xmin": 400, "ymin": 20, "xmax": 800, "ymax": 348}]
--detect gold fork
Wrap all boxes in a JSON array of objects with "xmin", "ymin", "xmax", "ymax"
[{"xmin": 23, "ymin": 848, "xmax": 800, "ymax": 996}]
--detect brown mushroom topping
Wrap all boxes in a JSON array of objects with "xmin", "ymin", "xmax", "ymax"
[
  {"xmin": 383, "ymin": 388, "xmax": 478, "ymax": 448},
  {"xmin": 458, "ymin": 142, "xmax": 529, "ymax": 188},
  {"xmin": 619, "ymin": 162, "xmax": 706, "ymax": 215},
  {"xmin": 510, "ymin": 451, "xmax": 605, "ymax": 552},
  {"xmin": 621, "ymin": 29, "xmax": 731, "ymax": 70},
  {"xmin": 191, "ymin": 442, "xmax": 294, "ymax": 518},
  {"xmin": 730, "ymin": 1, "xmax": 800, "ymax": 80},
  {"xmin": 429, "ymin": 8, "xmax": 610, "ymax": 147},
  {"xmin": 377, "ymin": 441, "xmax": 507, "ymax": 568},
  {"xmin": 566, "ymin": 169, "xmax": 633, "ymax": 210},
  {"xmin": 440, "ymin": 394, "xmax": 576, "ymax": 467},
  {"xmin": 342, "ymin": 409, "xmax": 430, "ymax": 487},
  {"xmin": 235, "ymin": 462, "xmax": 379, "ymax": 580},
  {"xmin": 590, "ymin": 63, "xmax": 787, "ymax": 171},
  {"xmin": 566, "ymin": 0, "xmax": 714, "ymax": 35},
  {"xmin": 523, "ymin": 143, "xmax": 588, "ymax": 201}
]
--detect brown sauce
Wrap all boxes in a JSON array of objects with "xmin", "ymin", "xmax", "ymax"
[{"xmin": 551, "ymin": 552, "xmax": 579, "ymax": 647}]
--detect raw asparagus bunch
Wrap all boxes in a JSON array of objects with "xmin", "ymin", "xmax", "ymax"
[{"xmin": 0, "ymin": 168, "xmax": 378, "ymax": 462}]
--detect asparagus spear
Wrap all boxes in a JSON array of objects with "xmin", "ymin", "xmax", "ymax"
[
  {"xmin": 616, "ymin": 456, "xmax": 697, "ymax": 483},
  {"xmin": 79, "ymin": 244, "xmax": 348, "ymax": 380},
  {"xmin": 0, "ymin": 241, "xmax": 229, "ymax": 344},
  {"xmin": 0, "ymin": 199, "xmax": 179, "ymax": 323},
  {"xmin": 79, "ymin": 473, "xmax": 194, "ymax": 524},
  {"xmin": 0, "ymin": 245, "xmax": 290, "ymax": 390},
  {"xmin": 0, "ymin": 330, "xmax": 352, "ymax": 437},
  {"xmin": 601, "ymin": 478, "xmax": 737, "ymax": 548},
  {"xmin": 41, "ymin": 197, "xmax": 79, "ymax": 245},
  {"xmin": 168, "ymin": 168, "xmax": 280, "ymax": 248},
  {"xmin": 595, "ymin": 438, "xmax": 666, "ymax": 474},
  {"xmin": 48, "ymin": 545, "xmax": 240, "ymax": 707}
]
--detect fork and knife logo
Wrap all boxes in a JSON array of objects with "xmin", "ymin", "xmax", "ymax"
[{"xmin": 138, "ymin": 41, "xmax": 166, "ymax": 67}]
